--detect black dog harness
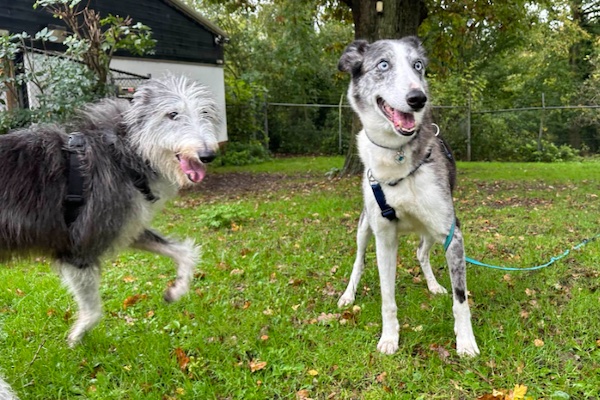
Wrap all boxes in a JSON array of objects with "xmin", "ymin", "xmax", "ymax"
[
  {"xmin": 63, "ymin": 132, "xmax": 157, "ymax": 227},
  {"xmin": 369, "ymin": 136, "xmax": 453, "ymax": 222}
]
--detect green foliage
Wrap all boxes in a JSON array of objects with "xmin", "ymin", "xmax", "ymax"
[
  {"xmin": 194, "ymin": 203, "xmax": 250, "ymax": 229},
  {"xmin": 33, "ymin": 0, "xmax": 155, "ymax": 88},
  {"xmin": 517, "ymin": 139, "xmax": 580, "ymax": 162},
  {"xmin": 0, "ymin": 1, "xmax": 155, "ymax": 131},
  {"xmin": 218, "ymin": 141, "xmax": 272, "ymax": 166},
  {"xmin": 0, "ymin": 108, "xmax": 32, "ymax": 134}
]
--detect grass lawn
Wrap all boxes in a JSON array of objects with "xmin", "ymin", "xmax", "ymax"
[{"xmin": 0, "ymin": 156, "xmax": 599, "ymax": 399}]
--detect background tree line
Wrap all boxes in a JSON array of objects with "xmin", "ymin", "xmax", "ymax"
[{"xmin": 191, "ymin": 0, "xmax": 600, "ymax": 165}]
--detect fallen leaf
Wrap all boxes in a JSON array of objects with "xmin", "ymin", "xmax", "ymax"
[
  {"xmin": 308, "ymin": 369, "xmax": 319, "ymax": 376},
  {"xmin": 296, "ymin": 389, "xmax": 311, "ymax": 400},
  {"xmin": 512, "ymin": 384, "xmax": 528, "ymax": 399},
  {"xmin": 249, "ymin": 360, "xmax": 267, "ymax": 372},
  {"xmin": 122, "ymin": 275, "xmax": 136, "ymax": 283},
  {"xmin": 376, "ymin": 371, "xmax": 387, "ymax": 383},
  {"xmin": 123, "ymin": 294, "xmax": 146, "ymax": 309},
  {"xmin": 173, "ymin": 348, "xmax": 190, "ymax": 372},
  {"xmin": 534, "ymin": 338, "xmax": 544, "ymax": 347}
]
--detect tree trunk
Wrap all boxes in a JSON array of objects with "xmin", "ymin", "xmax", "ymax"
[{"xmin": 340, "ymin": 0, "xmax": 427, "ymax": 176}]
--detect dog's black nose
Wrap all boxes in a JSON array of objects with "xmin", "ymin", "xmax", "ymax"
[
  {"xmin": 406, "ymin": 90, "xmax": 427, "ymax": 111},
  {"xmin": 198, "ymin": 151, "xmax": 217, "ymax": 164}
]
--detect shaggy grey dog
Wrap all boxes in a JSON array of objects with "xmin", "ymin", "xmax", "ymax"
[
  {"xmin": 0, "ymin": 75, "xmax": 221, "ymax": 347},
  {"xmin": 0, "ymin": 376, "xmax": 18, "ymax": 400}
]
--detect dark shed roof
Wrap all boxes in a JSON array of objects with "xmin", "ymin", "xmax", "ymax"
[{"xmin": 0, "ymin": 0, "xmax": 226, "ymax": 65}]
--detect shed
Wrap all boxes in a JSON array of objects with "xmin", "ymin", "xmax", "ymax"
[{"xmin": 0, "ymin": 0, "xmax": 228, "ymax": 142}]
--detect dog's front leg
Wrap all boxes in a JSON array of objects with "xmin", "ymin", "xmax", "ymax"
[
  {"xmin": 132, "ymin": 229, "xmax": 199, "ymax": 302},
  {"xmin": 338, "ymin": 210, "xmax": 372, "ymax": 308},
  {"xmin": 374, "ymin": 226, "xmax": 400, "ymax": 354},
  {"xmin": 59, "ymin": 262, "xmax": 102, "ymax": 347},
  {"xmin": 445, "ymin": 226, "xmax": 480, "ymax": 357}
]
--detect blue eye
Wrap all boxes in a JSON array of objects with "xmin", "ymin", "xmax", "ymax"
[
  {"xmin": 377, "ymin": 60, "xmax": 390, "ymax": 71},
  {"xmin": 414, "ymin": 60, "xmax": 424, "ymax": 72}
]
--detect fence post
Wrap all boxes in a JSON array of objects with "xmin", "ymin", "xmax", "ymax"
[
  {"xmin": 263, "ymin": 93, "xmax": 269, "ymax": 149},
  {"xmin": 467, "ymin": 94, "xmax": 472, "ymax": 161},
  {"xmin": 538, "ymin": 92, "xmax": 545, "ymax": 152},
  {"xmin": 338, "ymin": 93, "xmax": 344, "ymax": 154}
]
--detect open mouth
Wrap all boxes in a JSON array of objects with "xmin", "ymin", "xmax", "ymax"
[
  {"xmin": 176, "ymin": 154, "xmax": 206, "ymax": 183},
  {"xmin": 377, "ymin": 97, "xmax": 417, "ymax": 135}
]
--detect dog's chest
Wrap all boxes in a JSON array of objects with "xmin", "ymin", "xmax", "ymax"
[{"xmin": 364, "ymin": 166, "xmax": 450, "ymax": 227}]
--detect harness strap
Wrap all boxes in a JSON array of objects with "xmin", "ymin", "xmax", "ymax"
[
  {"xmin": 127, "ymin": 167, "xmax": 158, "ymax": 202},
  {"xmin": 63, "ymin": 132, "xmax": 158, "ymax": 227},
  {"xmin": 370, "ymin": 183, "xmax": 397, "ymax": 221},
  {"xmin": 64, "ymin": 133, "xmax": 86, "ymax": 227}
]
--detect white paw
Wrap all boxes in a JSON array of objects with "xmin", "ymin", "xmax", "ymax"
[
  {"xmin": 67, "ymin": 333, "xmax": 81, "ymax": 348},
  {"xmin": 428, "ymin": 283, "xmax": 447, "ymax": 295},
  {"xmin": 377, "ymin": 335, "xmax": 399, "ymax": 354},
  {"xmin": 337, "ymin": 293, "xmax": 355, "ymax": 308},
  {"xmin": 456, "ymin": 334, "xmax": 480, "ymax": 357}
]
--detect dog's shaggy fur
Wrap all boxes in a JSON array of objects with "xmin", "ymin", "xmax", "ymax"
[
  {"xmin": 337, "ymin": 37, "xmax": 479, "ymax": 357},
  {"xmin": 0, "ymin": 75, "xmax": 221, "ymax": 346},
  {"xmin": 0, "ymin": 376, "xmax": 18, "ymax": 400}
]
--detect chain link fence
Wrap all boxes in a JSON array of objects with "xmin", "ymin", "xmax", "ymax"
[{"xmin": 227, "ymin": 98, "xmax": 600, "ymax": 161}]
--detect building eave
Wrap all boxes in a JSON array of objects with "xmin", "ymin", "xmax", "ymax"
[{"xmin": 164, "ymin": 0, "xmax": 228, "ymax": 40}]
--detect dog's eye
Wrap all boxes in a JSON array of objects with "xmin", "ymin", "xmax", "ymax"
[
  {"xmin": 167, "ymin": 111, "xmax": 178, "ymax": 120},
  {"xmin": 414, "ymin": 60, "xmax": 424, "ymax": 72},
  {"xmin": 377, "ymin": 60, "xmax": 390, "ymax": 71}
]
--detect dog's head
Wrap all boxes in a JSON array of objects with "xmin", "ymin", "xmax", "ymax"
[
  {"xmin": 339, "ymin": 37, "xmax": 429, "ymax": 140},
  {"xmin": 125, "ymin": 75, "xmax": 222, "ymax": 187}
]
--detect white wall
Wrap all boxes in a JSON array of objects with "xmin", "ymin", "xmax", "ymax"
[{"xmin": 110, "ymin": 57, "xmax": 228, "ymax": 142}]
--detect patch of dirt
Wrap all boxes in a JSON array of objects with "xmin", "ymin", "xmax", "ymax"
[{"xmin": 182, "ymin": 172, "xmax": 330, "ymax": 201}]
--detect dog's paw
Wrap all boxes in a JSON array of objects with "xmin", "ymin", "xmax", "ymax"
[
  {"xmin": 427, "ymin": 283, "xmax": 447, "ymax": 295},
  {"xmin": 337, "ymin": 293, "xmax": 355, "ymax": 308},
  {"xmin": 67, "ymin": 329, "xmax": 84, "ymax": 348},
  {"xmin": 377, "ymin": 336, "xmax": 399, "ymax": 354},
  {"xmin": 456, "ymin": 335, "xmax": 480, "ymax": 357}
]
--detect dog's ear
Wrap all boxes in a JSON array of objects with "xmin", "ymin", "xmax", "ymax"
[
  {"xmin": 402, "ymin": 36, "xmax": 427, "ymax": 59},
  {"xmin": 338, "ymin": 40, "xmax": 370, "ymax": 76}
]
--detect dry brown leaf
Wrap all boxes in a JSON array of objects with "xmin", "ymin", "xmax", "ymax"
[
  {"xmin": 296, "ymin": 389, "xmax": 311, "ymax": 400},
  {"xmin": 173, "ymin": 348, "xmax": 190, "ymax": 372},
  {"xmin": 249, "ymin": 360, "xmax": 267, "ymax": 372},
  {"xmin": 534, "ymin": 338, "xmax": 544, "ymax": 347},
  {"xmin": 122, "ymin": 275, "xmax": 136, "ymax": 283},
  {"xmin": 123, "ymin": 294, "xmax": 146, "ymax": 309},
  {"xmin": 376, "ymin": 371, "xmax": 387, "ymax": 383}
]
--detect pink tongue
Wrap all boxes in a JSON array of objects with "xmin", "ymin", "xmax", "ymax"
[
  {"xmin": 392, "ymin": 109, "xmax": 415, "ymax": 131},
  {"xmin": 178, "ymin": 157, "xmax": 206, "ymax": 183}
]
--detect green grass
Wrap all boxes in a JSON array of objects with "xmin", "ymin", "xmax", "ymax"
[{"xmin": 1, "ymin": 158, "xmax": 599, "ymax": 399}]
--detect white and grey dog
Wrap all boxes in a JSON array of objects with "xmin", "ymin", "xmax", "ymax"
[
  {"xmin": 0, "ymin": 75, "xmax": 220, "ymax": 347},
  {"xmin": 337, "ymin": 37, "xmax": 479, "ymax": 357}
]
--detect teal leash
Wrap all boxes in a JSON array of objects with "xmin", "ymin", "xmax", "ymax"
[{"xmin": 444, "ymin": 219, "xmax": 599, "ymax": 272}]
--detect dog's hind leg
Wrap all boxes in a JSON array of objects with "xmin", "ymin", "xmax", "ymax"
[
  {"xmin": 132, "ymin": 230, "xmax": 199, "ymax": 302},
  {"xmin": 338, "ymin": 210, "xmax": 372, "ymax": 308},
  {"xmin": 417, "ymin": 235, "xmax": 447, "ymax": 294},
  {"xmin": 444, "ymin": 225, "xmax": 480, "ymax": 357},
  {"xmin": 59, "ymin": 262, "xmax": 102, "ymax": 347}
]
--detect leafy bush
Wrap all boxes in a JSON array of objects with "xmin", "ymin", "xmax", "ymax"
[
  {"xmin": 195, "ymin": 204, "xmax": 250, "ymax": 229},
  {"xmin": 218, "ymin": 141, "xmax": 271, "ymax": 166},
  {"xmin": 517, "ymin": 139, "xmax": 580, "ymax": 162},
  {"xmin": 0, "ymin": 108, "xmax": 32, "ymax": 134}
]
